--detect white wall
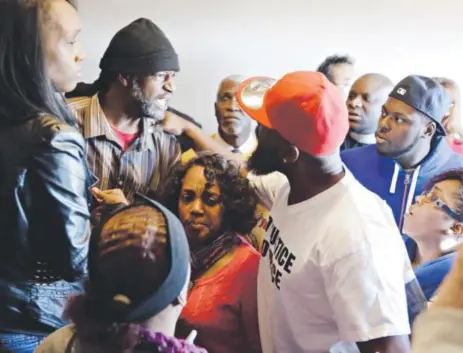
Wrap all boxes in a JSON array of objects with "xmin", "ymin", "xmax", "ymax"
[{"xmin": 77, "ymin": 0, "xmax": 463, "ymax": 133}]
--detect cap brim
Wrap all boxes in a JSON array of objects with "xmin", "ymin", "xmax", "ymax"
[
  {"xmin": 236, "ymin": 76, "xmax": 277, "ymax": 129},
  {"xmin": 436, "ymin": 122, "xmax": 447, "ymax": 136}
]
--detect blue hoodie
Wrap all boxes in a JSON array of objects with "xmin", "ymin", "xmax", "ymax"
[
  {"xmin": 414, "ymin": 252, "xmax": 457, "ymax": 301},
  {"xmin": 342, "ymin": 136, "xmax": 463, "ymax": 257},
  {"xmin": 342, "ymin": 137, "xmax": 463, "ymax": 301}
]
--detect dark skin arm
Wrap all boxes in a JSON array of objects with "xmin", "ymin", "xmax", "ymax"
[
  {"xmin": 357, "ymin": 335, "xmax": 410, "ymax": 353},
  {"xmin": 162, "ymin": 112, "xmax": 245, "ymax": 163}
]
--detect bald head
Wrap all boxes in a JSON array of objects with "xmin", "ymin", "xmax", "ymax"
[
  {"xmin": 346, "ymin": 73, "xmax": 394, "ymax": 135},
  {"xmin": 434, "ymin": 77, "xmax": 460, "ymax": 99},
  {"xmin": 357, "ymin": 73, "xmax": 393, "ymax": 92},
  {"xmin": 215, "ymin": 75, "xmax": 251, "ymax": 139}
]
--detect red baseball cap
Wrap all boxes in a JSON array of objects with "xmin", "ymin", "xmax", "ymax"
[{"xmin": 237, "ymin": 71, "xmax": 349, "ymax": 156}]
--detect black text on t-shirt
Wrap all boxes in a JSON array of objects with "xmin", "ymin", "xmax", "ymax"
[{"xmin": 261, "ymin": 216, "xmax": 296, "ymax": 290}]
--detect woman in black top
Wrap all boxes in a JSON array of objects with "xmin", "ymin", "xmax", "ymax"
[{"xmin": 0, "ymin": 1, "xmax": 91, "ymax": 351}]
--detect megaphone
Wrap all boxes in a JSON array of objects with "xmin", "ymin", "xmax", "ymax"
[{"xmin": 236, "ymin": 76, "xmax": 277, "ymax": 128}]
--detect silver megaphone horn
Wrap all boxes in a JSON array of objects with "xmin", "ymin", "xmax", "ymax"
[{"xmin": 238, "ymin": 76, "xmax": 277, "ymax": 111}]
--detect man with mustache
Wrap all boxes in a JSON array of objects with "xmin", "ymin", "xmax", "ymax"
[
  {"xmin": 182, "ymin": 75, "xmax": 257, "ymax": 160},
  {"xmin": 213, "ymin": 75, "xmax": 257, "ymax": 154},
  {"xmin": 342, "ymin": 73, "xmax": 393, "ymax": 150},
  {"xmin": 68, "ymin": 18, "xmax": 182, "ymax": 204},
  {"xmin": 342, "ymin": 75, "xmax": 463, "ymax": 259}
]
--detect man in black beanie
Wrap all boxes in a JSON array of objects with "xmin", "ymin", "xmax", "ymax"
[{"xmin": 68, "ymin": 18, "xmax": 192, "ymax": 205}]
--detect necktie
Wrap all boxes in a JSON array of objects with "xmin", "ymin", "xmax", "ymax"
[{"xmin": 231, "ymin": 148, "xmax": 240, "ymax": 154}]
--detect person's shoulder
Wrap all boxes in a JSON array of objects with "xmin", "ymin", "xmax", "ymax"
[
  {"xmin": 342, "ymin": 184, "xmax": 396, "ymax": 231},
  {"xmin": 338, "ymin": 173, "xmax": 391, "ymax": 211},
  {"xmin": 66, "ymin": 95, "xmax": 93, "ymax": 112},
  {"xmin": 247, "ymin": 171, "xmax": 289, "ymax": 210},
  {"xmin": 447, "ymin": 149, "xmax": 463, "ymax": 165},
  {"xmin": 430, "ymin": 137, "xmax": 463, "ymax": 167},
  {"xmin": 150, "ymin": 122, "xmax": 178, "ymax": 144},
  {"xmin": 341, "ymin": 143, "xmax": 377, "ymax": 159},
  {"xmin": 415, "ymin": 252, "xmax": 457, "ymax": 300},
  {"xmin": 230, "ymin": 242, "xmax": 260, "ymax": 273},
  {"xmin": 321, "ymin": 182, "xmax": 401, "ymax": 259},
  {"xmin": 231, "ymin": 242, "xmax": 260, "ymax": 283},
  {"xmin": 66, "ymin": 95, "xmax": 94, "ymax": 128},
  {"xmin": 342, "ymin": 144, "xmax": 380, "ymax": 174},
  {"xmin": 35, "ymin": 325, "xmax": 76, "ymax": 353},
  {"xmin": 239, "ymin": 241, "xmax": 261, "ymax": 259},
  {"xmin": 32, "ymin": 115, "xmax": 83, "ymax": 145},
  {"xmin": 416, "ymin": 252, "xmax": 457, "ymax": 274},
  {"xmin": 327, "ymin": 193, "xmax": 392, "ymax": 234}
]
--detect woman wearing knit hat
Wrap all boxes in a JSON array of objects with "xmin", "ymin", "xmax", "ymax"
[{"xmin": 35, "ymin": 199, "xmax": 207, "ymax": 353}]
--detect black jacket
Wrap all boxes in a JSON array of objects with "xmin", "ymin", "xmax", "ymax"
[{"xmin": 0, "ymin": 115, "xmax": 92, "ymax": 334}]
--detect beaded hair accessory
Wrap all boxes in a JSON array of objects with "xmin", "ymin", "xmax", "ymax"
[{"xmin": 138, "ymin": 327, "xmax": 207, "ymax": 353}]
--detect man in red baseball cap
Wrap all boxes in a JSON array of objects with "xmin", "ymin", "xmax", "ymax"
[{"xmin": 237, "ymin": 71, "xmax": 421, "ymax": 353}]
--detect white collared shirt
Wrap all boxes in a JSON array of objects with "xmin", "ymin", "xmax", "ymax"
[
  {"xmin": 212, "ymin": 132, "xmax": 258, "ymax": 156},
  {"xmin": 349, "ymin": 131, "xmax": 376, "ymax": 145}
]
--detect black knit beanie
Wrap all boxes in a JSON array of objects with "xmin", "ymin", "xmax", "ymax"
[{"xmin": 99, "ymin": 18, "xmax": 179, "ymax": 75}]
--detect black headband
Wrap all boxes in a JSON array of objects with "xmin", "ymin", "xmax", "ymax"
[{"xmin": 88, "ymin": 194, "xmax": 190, "ymax": 322}]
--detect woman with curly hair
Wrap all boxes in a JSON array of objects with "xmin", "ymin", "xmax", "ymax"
[
  {"xmin": 404, "ymin": 168, "xmax": 463, "ymax": 302},
  {"xmin": 161, "ymin": 152, "xmax": 262, "ymax": 353},
  {"xmin": 35, "ymin": 199, "xmax": 207, "ymax": 353}
]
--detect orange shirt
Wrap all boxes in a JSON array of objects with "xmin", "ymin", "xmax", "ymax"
[{"xmin": 177, "ymin": 243, "xmax": 261, "ymax": 353}]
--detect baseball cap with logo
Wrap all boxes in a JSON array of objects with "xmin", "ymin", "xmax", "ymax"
[
  {"xmin": 236, "ymin": 71, "xmax": 349, "ymax": 156},
  {"xmin": 389, "ymin": 75, "xmax": 450, "ymax": 136}
]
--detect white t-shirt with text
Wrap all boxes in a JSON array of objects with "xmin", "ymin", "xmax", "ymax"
[{"xmin": 248, "ymin": 170, "xmax": 414, "ymax": 353}]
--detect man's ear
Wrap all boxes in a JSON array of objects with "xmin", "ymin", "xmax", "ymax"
[
  {"xmin": 423, "ymin": 119, "xmax": 437, "ymax": 138},
  {"xmin": 214, "ymin": 102, "xmax": 220, "ymax": 122},
  {"xmin": 118, "ymin": 74, "xmax": 130, "ymax": 88},
  {"xmin": 282, "ymin": 145, "xmax": 300, "ymax": 164}
]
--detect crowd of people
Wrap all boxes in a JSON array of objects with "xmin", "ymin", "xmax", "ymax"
[{"xmin": 1, "ymin": 1, "xmax": 463, "ymax": 353}]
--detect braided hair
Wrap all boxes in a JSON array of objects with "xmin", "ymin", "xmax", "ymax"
[{"xmin": 66, "ymin": 206, "xmax": 205, "ymax": 353}]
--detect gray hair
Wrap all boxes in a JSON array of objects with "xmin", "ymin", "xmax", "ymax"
[{"xmin": 216, "ymin": 75, "xmax": 248, "ymax": 100}]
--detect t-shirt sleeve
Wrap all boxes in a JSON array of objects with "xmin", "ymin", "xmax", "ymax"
[
  {"xmin": 321, "ymin": 233, "xmax": 411, "ymax": 342},
  {"xmin": 247, "ymin": 172, "xmax": 287, "ymax": 210}
]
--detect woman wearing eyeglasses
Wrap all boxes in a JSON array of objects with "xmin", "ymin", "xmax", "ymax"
[{"xmin": 403, "ymin": 169, "xmax": 463, "ymax": 302}]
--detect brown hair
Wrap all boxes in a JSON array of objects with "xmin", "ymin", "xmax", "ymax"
[
  {"xmin": 66, "ymin": 206, "xmax": 171, "ymax": 352},
  {"xmin": 161, "ymin": 152, "xmax": 258, "ymax": 235}
]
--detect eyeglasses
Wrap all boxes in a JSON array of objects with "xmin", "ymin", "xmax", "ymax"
[{"xmin": 420, "ymin": 191, "xmax": 463, "ymax": 222}]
